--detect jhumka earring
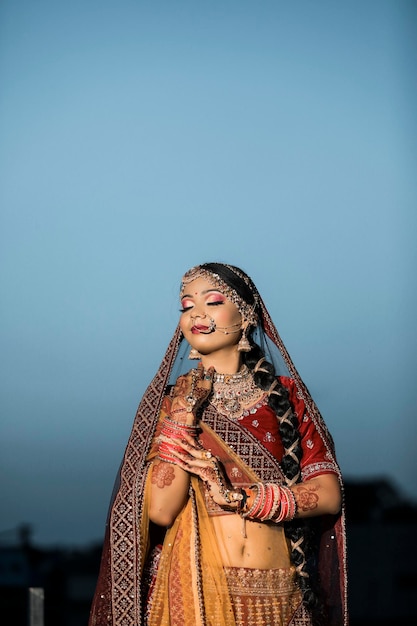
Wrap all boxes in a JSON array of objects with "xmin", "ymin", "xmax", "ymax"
[
  {"xmin": 188, "ymin": 348, "xmax": 201, "ymax": 360},
  {"xmin": 237, "ymin": 328, "xmax": 251, "ymax": 352}
]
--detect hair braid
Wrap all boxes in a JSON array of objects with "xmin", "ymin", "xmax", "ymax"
[{"xmin": 244, "ymin": 340, "xmax": 323, "ymax": 620}]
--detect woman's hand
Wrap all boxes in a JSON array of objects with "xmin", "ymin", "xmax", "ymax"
[
  {"xmin": 170, "ymin": 363, "xmax": 215, "ymax": 423},
  {"xmin": 164, "ymin": 434, "xmax": 240, "ymax": 509}
]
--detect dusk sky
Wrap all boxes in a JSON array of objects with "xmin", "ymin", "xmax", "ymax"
[{"xmin": 1, "ymin": 0, "xmax": 416, "ymax": 547}]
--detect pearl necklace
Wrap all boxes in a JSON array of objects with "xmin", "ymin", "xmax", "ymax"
[{"xmin": 210, "ymin": 365, "xmax": 267, "ymax": 420}]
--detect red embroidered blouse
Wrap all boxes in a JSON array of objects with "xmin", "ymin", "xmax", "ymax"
[{"xmin": 237, "ymin": 376, "xmax": 338, "ymax": 480}]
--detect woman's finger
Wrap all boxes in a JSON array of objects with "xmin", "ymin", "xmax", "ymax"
[{"xmin": 174, "ymin": 438, "xmax": 214, "ymax": 462}]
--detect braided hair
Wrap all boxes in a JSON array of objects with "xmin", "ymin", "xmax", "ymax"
[{"xmin": 200, "ymin": 263, "xmax": 323, "ymax": 621}]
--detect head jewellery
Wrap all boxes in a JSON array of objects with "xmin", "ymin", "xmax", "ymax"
[{"xmin": 181, "ymin": 265, "xmax": 259, "ymax": 326}]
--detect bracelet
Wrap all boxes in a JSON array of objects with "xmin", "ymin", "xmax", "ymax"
[
  {"xmin": 266, "ymin": 483, "xmax": 282, "ymax": 521},
  {"xmin": 221, "ymin": 488, "xmax": 244, "ymax": 505},
  {"xmin": 243, "ymin": 482, "xmax": 297, "ymax": 523},
  {"xmin": 157, "ymin": 416, "xmax": 198, "ymax": 464},
  {"xmin": 160, "ymin": 416, "xmax": 198, "ymax": 439},
  {"xmin": 242, "ymin": 483, "xmax": 263, "ymax": 518},
  {"xmin": 273, "ymin": 485, "xmax": 297, "ymax": 522},
  {"xmin": 184, "ymin": 368, "xmax": 198, "ymax": 412},
  {"xmin": 171, "ymin": 407, "xmax": 190, "ymax": 416},
  {"xmin": 258, "ymin": 483, "xmax": 275, "ymax": 520}
]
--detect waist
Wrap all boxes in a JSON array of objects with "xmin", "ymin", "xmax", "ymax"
[{"xmin": 211, "ymin": 514, "xmax": 292, "ymax": 569}]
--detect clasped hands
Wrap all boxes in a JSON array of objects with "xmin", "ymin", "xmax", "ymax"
[
  {"xmin": 159, "ymin": 363, "xmax": 243, "ymax": 509},
  {"xmin": 169, "ymin": 362, "xmax": 214, "ymax": 421}
]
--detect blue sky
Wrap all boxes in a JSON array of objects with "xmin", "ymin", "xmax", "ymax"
[{"xmin": 1, "ymin": 0, "xmax": 416, "ymax": 546}]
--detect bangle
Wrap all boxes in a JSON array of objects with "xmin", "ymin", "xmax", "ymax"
[
  {"xmin": 157, "ymin": 416, "xmax": 198, "ymax": 464},
  {"xmin": 160, "ymin": 416, "xmax": 197, "ymax": 439},
  {"xmin": 157, "ymin": 439, "xmax": 184, "ymax": 464},
  {"xmin": 171, "ymin": 407, "xmax": 189, "ymax": 416},
  {"xmin": 243, "ymin": 482, "xmax": 297, "ymax": 523},
  {"xmin": 242, "ymin": 483, "xmax": 263, "ymax": 518},
  {"xmin": 267, "ymin": 483, "xmax": 282, "ymax": 521},
  {"xmin": 259, "ymin": 483, "xmax": 279, "ymax": 521},
  {"xmin": 284, "ymin": 486, "xmax": 297, "ymax": 521}
]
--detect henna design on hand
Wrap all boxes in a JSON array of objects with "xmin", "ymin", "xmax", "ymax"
[
  {"xmin": 151, "ymin": 462, "xmax": 175, "ymax": 488},
  {"xmin": 172, "ymin": 364, "xmax": 214, "ymax": 413},
  {"xmin": 173, "ymin": 377, "xmax": 189, "ymax": 397},
  {"xmin": 199, "ymin": 467, "xmax": 218, "ymax": 483},
  {"xmin": 295, "ymin": 483, "xmax": 320, "ymax": 512}
]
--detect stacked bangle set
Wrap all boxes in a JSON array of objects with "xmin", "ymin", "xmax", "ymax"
[
  {"xmin": 157, "ymin": 416, "xmax": 197, "ymax": 465},
  {"xmin": 241, "ymin": 482, "xmax": 297, "ymax": 523}
]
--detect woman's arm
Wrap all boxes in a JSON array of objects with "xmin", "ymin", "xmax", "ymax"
[
  {"xmin": 148, "ymin": 459, "xmax": 192, "ymax": 527},
  {"xmin": 148, "ymin": 365, "xmax": 214, "ymax": 527},
  {"xmin": 168, "ymin": 437, "xmax": 342, "ymax": 522},
  {"xmin": 278, "ymin": 376, "xmax": 342, "ymax": 517},
  {"xmin": 291, "ymin": 473, "xmax": 342, "ymax": 517}
]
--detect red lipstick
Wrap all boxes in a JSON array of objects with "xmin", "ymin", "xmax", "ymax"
[{"xmin": 191, "ymin": 324, "xmax": 210, "ymax": 334}]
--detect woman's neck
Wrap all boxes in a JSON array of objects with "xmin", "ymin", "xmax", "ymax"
[{"xmin": 200, "ymin": 350, "xmax": 243, "ymax": 375}]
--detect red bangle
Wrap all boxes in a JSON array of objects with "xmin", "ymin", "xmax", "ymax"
[
  {"xmin": 270, "ymin": 486, "xmax": 297, "ymax": 522},
  {"xmin": 243, "ymin": 482, "xmax": 297, "ymax": 523},
  {"xmin": 258, "ymin": 483, "xmax": 274, "ymax": 520},
  {"xmin": 160, "ymin": 416, "xmax": 197, "ymax": 440}
]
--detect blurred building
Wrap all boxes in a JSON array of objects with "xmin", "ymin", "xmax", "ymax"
[
  {"xmin": 345, "ymin": 478, "xmax": 417, "ymax": 625},
  {"xmin": 0, "ymin": 525, "xmax": 101, "ymax": 625}
]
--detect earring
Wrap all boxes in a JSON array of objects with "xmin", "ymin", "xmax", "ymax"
[
  {"xmin": 237, "ymin": 328, "xmax": 251, "ymax": 352},
  {"xmin": 188, "ymin": 348, "xmax": 201, "ymax": 360}
]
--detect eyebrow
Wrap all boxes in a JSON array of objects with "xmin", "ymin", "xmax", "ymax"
[{"xmin": 181, "ymin": 289, "xmax": 224, "ymax": 298}]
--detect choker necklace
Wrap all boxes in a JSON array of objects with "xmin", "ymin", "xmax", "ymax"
[{"xmin": 210, "ymin": 365, "xmax": 267, "ymax": 420}]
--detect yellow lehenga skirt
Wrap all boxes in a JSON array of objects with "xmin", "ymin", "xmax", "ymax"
[{"xmin": 143, "ymin": 475, "xmax": 310, "ymax": 626}]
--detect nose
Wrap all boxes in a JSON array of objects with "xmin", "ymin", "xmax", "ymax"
[{"xmin": 190, "ymin": 311, "xmax": 207, "ymax": 320}]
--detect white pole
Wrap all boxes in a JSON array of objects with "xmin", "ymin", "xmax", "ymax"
[{"xmin": 28, "ymin": 587, "xmax": 44, "ymax": 626}]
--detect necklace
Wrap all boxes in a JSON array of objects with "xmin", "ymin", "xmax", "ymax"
[{"xmin": 209, "ymin": 365, "xmax": 267, "ymax": 420}]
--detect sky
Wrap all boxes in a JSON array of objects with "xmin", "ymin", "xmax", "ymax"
[{"xmin": 1, "ymin": 0, "xmax": 416, "ymax": 547}]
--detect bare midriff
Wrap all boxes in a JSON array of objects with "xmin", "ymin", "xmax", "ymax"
[{"xmin": 211, "ymin": 513, "xmax": 292, "ymax": 569}]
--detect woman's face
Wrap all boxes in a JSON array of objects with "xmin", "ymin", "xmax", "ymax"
[{"xmin": 179, "ymin": 277, "xmax": 244, "ymax": 357}]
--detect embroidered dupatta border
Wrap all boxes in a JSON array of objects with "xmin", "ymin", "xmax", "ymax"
[{"xmin": 89, "ymin": 327, "xmax": 183, "ymax": 625}]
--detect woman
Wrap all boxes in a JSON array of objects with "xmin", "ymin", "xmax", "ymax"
[{"xmin": 89, "ymin": 263, "xmax": 348, "ymax": 626}]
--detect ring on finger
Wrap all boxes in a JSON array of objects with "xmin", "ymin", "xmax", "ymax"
[{"xmin": 202, "ymin": 450, "xmax": 212, "ymax": 460}]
